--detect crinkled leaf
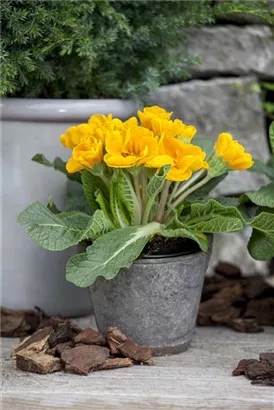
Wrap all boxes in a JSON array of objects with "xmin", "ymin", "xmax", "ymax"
[
  {"xmin": 143, "ymin": 166, "xmax": 170, "ymax": 223},
  {"xmin": 212, "ymin": 196, "xmax": 240, "ymax": 207},
  {"xmin": 32, "ymin": 154, "xmax": 81, "ymax": 183},
  {"xmin": 116, "ymin": 171, "xmax": 141, "ymax": 225},
  {"xmin": 95, "ymin": 190, "xmax": 113, "ymax": 224},
  {"xmin": 17, "ymin": 202, "xmax": 111, "ymax": 250},
  {"xmin": 160, "ymin": 227, "xmax": 208, "ymax": 252},
  {"xmin": 241, "ymin": 183, "xmax": 274, "ymax": 208},
  {"xmin": 66, "ymin": 222, "xmax": 161, "ymax": 287},
  {"xmin": 248, "ymin": 211, "xmax": 274, "ymax": 260},
  {"xmin": 46, "ymin": 196, "xmax": 61, "ymax": 214},
  {"xmin": 146, "ymin": 166, "xmax": 170, "ymax": 198},
  {"xmin": 81, "ymin": 169, "xmax": 109, "ymax": 212},
  {"xmin": 181, "ymin": 198, "xmax": 245, "ymax": 233},
  {"xmin": 66, "ymin": 180, "xmax": 92, "ymax": 214},
  {"xmin": 110, "ymin": 178, "xmax": 129, "ymax": 228}
]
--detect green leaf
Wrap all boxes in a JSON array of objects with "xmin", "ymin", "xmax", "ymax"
[
  {"xmin": 66, "ymin": 180, "xmax": 92, "ymax": 214},
  {"xmin": 241, "ymin": 183, "xmax": 274, "ymax": 208},
  {"xmin": 212, "ymin": 196, "xmax": 240, "ymax": 208},
  {"xmin": 95, "ymin": 190, "xmax": 113, "ymax": 223},
  {"xmin": 46, "ymin": 196, "xmax": 61, "ymax": 214},
  {"xmin": 32, "ymin": 153, "xmax": 81, "ymax": 183},
  {"xmin": 81, "ymin": 170, "xmax": 104, "ymax": 211},
  {"xmin": 181, "ymin": 199, "xmax": 245, "ymax": 233},
  {"xmin": 32, "ymin": 153, "xmax": 52, "ymax": 167},
  {"xmin": 116, "ymin": 171, "xmax": 141, "ymax": 225},
  {"xmin": 248, "ymin": 211, "xmax": 274, "ymax": 260},
  {"xmin": 147, "ymin": 166, "xmax": 170, "ymax": 198},
  {"xmin": 66, "ymin": 222, "xmax": 161, "ymax": 287},
  {"xmin": 160, "ymin": 227, "xmax": 208, "ymax": 252},
  {"xmin": 110, "ymin": 178, "xmax": 129, "ymax": 228},
  {"xmin": 250, "ymin": 159, "xmax": 274, "ymax": 180},
  {"xmin": 270, "ymin": 121, "xmax": 274, "ymax": 155},
  {"xmin": 142, "ymin": 166, "xmax": 170, "ymax": 224},
  {"xmin": 17, "ymin": 202, "xmax": 111, "ymax": 251}
]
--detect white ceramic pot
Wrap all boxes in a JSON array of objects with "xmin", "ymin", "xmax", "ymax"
[{"xmin": 1, "ymin": 98, "xmax": 137, "ymax": 316}]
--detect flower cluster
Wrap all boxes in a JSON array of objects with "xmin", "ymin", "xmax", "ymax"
[{"xmin": 61, "ymin": 106, "xmax": 253, "ymax": 181}]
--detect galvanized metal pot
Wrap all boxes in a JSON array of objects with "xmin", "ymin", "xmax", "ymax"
[{"xmin": 89, "ymin": 245, "xmax": 212, "ymax": 356}]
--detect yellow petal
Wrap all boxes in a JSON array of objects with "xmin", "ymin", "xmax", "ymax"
[
  {"xmin": 104, "ymin": 154, "xmax": 138, "ymax": 168},
  {"xmin": 182, "ymin": 125, "xmax": 197, "ymax": 140},
  {"xmin": 167, "ymin": 167, "xmax": 192, "ymax": 182},
  {"xmin": 145, "ymin": 155, "xmax": 175, "ymax": 168},
  {"xmin": 215, "ymin": 133, "xmax": 233, "ymax": 156},
  {"xmin": 229, "ymin": 154, "xmax": 254, "ymax": 170},
  {"xmin": 105, "ymin": 130, "xmax": 125, "ymax": 156},
  {"xmin": 66, "ymin": 157, "xmax": 84, "ymax": 173}
]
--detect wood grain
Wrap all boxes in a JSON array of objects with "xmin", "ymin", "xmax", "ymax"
[{"xmin": 1, "ymin": 321, "xmax": 274, "ymax": 410}]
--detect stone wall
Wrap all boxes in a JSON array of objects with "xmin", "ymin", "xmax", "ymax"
[
  {"xmin": 150, "ymin": 17, "xmax": 274, "ymax": 273},
  {"xmin": 150, "ymin": 24, "xmax": 274, "ymax": 195}
]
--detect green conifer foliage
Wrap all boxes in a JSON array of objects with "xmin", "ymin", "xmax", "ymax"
[{"xmin": 1, "ymin": 0, "xmax": 272, "ymax": 99}]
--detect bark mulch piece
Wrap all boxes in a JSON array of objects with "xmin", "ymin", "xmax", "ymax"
[
  {"xmin": 197, "ymin": 263, "xmax": 274, "ymax": 332},
  {"xmin": 74, "ymin": 328, "xmax": 105, "ymax": 346},
  {"xmin": 95, "ymin": 357, "xmax": 133, "ymax": 371},
  {"xmin": 106, "ymin": 327, "xmax": 153, "ymax": 365},
  {"xmin": 233, "ymin": 352, "xmax": 274, "ymax": 386},
  {"xmin": 48, "ymin": 341, "xmax": 74, "ymax": 357},
  {"xmin": 1, "ymin": 306, "xmax": 45, "ymax": 338},
  {"xmin": 49, "ymin": 321, "xmax": 74, "ymax": 348},
  {"xmin": 5, "ymin": 309, "xmax": 154, "ymax": 375},
  {"xmin": 16, "ymin": 350, "xmax": 62, "ymax": 374},
  {"xmin": 61, "ymin": 345, "xmax": 110, "ymax": 376},
  {"xmin": 12, "ymin": 327, "xmax": 52, "ymax": 358}
]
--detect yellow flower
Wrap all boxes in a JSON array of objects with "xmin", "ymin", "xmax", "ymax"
[
  {"xmin": 88, "ymin": 113, "xmax": 123, "ymax": 142},
  {"xmin": 104, "ymin": 126, "xmax": 158, "ymax": 168},
  {"xmin": 215, "ymin": 133, "xmax": 253, "ymax": 170},
  {"xmin": 66, "ymin": 137, "xmax": 103, "ymax": 173},
  {"xmin": 148, "ymin": 118, "xmax": 196, "ymax": 141},
  {"xmin": 60, "ymin": 124, "xmax": 95, "ymax": 149},
  {"xmin": 88, "ymin": 113, "xmax": 113, "ymax": 128},
  {"xmin": 138, "ymin": 106, "xmax": 172, "ymax": 130},
  {"xmin": 146, "ymin": 137, "xmax": 208, "ymax": 181}
]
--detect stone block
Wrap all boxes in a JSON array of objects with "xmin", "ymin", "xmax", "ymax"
[
  {"xmin": 184, "ymin": 25, "xmax": 274, "ymax": 79},
  {"xmin": 150, "ymin": 77, "xmax": 269, "ymax": 194}
]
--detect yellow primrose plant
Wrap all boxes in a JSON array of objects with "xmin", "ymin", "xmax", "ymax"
[{"xmin": 17, "ymin": 107, "xmax": 272, "ymax": 288}]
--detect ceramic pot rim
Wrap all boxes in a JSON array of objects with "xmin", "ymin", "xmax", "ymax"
[
  {"xmin": 136, "ymin": 247, "xmax": 211, "ymax": 265},
  {"xmin": 1, "ymin": 98, "xmax": 137, "ymax": 123}
]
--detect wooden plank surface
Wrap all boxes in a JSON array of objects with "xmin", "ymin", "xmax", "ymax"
[{"xmin": 1, "ymin": 321, "xmax": 274, "ymax": 410}]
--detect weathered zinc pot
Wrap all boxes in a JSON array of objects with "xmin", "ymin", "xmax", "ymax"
[
  {"xmin": 89, "ymin": 244, "xmax": 212, "ymax": 356},
  {"xmin": 2, "ymin": 98, "xmax": 136, "ymax": 315}
]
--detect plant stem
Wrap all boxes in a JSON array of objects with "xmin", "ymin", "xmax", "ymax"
[
  {"xmin": 166, "ymin": 175, "xmax": 211, "ymax": 218},
  {"xmin": 101, "ymin": 174, "xmax": 110, "ymax": 188},
  {"xmin": 134, "ymin": 174, "xmax": 143, "ymax": 216},
  {"xmin": 155, "ymin": 181, "xmax": 171, "ymax": 223},
  {"xmin": 168, "ymin": 182, "xmax": 180, "ymax": 204},
  {"xmin": 140, "ymin": 169, "xmax": 147, "ymax": 206},
  {"xmin": 173, "ymin": 169, "xmax": 206, "ymax": 200}
]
